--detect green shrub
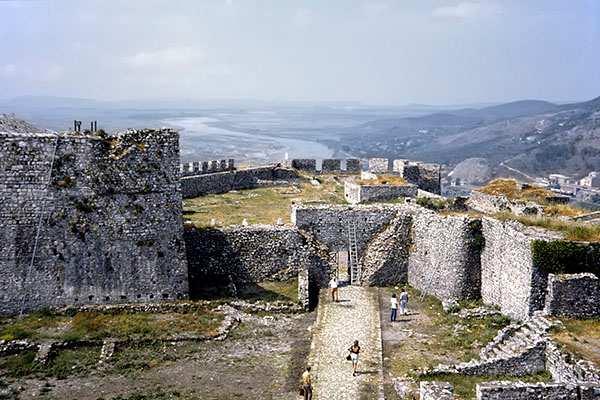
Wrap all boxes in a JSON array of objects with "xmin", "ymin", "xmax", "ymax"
[{"xmin": 532, "ymin": 240, "xmax": 600, "ymax": 274}]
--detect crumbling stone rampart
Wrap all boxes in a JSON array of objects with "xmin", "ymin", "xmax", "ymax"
[
  {"xmin": 408, "ymin": 211, "xmax": 483, "ymax": 301},
  {"xmin": 0, "ymin": 129, "xmax": 188, "ymax": 315},
  {"xmin": 183, "ymin": 225, "xmax": 332, "ymax": 308},
  {"xmin": 420, "ymin": 381, "xmax": 454, "ymax": 400},
  {"xmin": 360, "ymin": 212, "xmax": 413, "ymax": 286},
  {"xmin": 292, "ymin": 204, "xmax": 401, "ymax": 256},
  {"xmin": 344, "ymin": 180, "xmax": 418, "ymax": 204},
  {"xmin": 545, "ymin": 339, "xmax": 600, "ymax": 384},
  {"xmin": 180, "ymin": 166, "xmax": 298, "ymax": 198},
  {"xmin": 467, "ymin": 190, "xmax": 544, "ymax": 216},
  {"xmin": 544, "ymin": 273, "xmax": 600, "ymax": 318},
  {"xmin": 475, "ymin": 381, "xmax": 581, "ymax": 400},
  {"xmin": 393, "ymin": 160, "xmax": 442, "ymax": 194}
]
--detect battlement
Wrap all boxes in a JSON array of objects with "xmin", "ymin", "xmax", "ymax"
[{"xmin": 179, "ymin": 158, "xmax": 235, "ymax": 176}]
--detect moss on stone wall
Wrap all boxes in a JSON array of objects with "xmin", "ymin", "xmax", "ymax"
[{"xmin": 531, "ymin": 240, "xmax": 600, "ymax": 275}]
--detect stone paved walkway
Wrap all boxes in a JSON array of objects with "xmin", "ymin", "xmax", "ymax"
[{"xmin": 308, "ymin": 286, "xmax": 384, "ymax": 400}]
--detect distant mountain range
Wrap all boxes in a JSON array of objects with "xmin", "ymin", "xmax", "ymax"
[{"xmin": 339, "ymin": 97, "xmax": 600, "ymax": 179}]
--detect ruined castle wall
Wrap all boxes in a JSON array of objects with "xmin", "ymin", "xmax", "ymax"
[
  {"xmin": 0, "ymin": 130, "xmax": 188, "ymax": 315},
  {"xmin": 480, "ymin": 218, "xmax": 562, "ymax": 320},
  {"xmin": 291, "ymin": 204, "xmax": 402, "ymax": 256},
  {"xmin": 393, "ymin": 160, "xmax": 442, "ymax": 195},
  {"xmin": 346, "ymin": 159, "xmax": 361, "ymax": 173},
  {"xmin": 368, "ymin": 158, "xmax": 389, "ymax": 173},
  {"xmin": 183, "ymin": 225, "xmax": 332, "ymax": 306},
  {"xmin": 467, "ymin": 191, "xmax": 543, "ymax": 216},
  {"xmin": 408, "ymin": 211, "xmax": 483, "ymax": 302},
  {"xmin": 544, "ymin": 273, "xmax": 600, "ymax": 318},
  {"xmin": 291, "ymin": 159, "xmax": 317, "ymax": 172},
  {"xmin": 475, "ymin": 382, "xmax": 580, "ymax": 400},
  {"xmin": 321, "ymin": 159, "xmax": 342, "ymax": 173},
  {"xmin": 545, "ymin": 340, "xmax": 600, "ymax": 384},
  {"xmin": 360, "ymin": 212, "xmax": 413, "ymax": 286},
  {"xmin": 344, "ymin": 181, "xmax": 418, "ymax": 204},
  {"xmin": 180, "ymin": 166, "xmax": 299, "ymax": 198}
]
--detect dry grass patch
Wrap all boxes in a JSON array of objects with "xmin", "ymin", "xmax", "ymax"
[
  {"xmin": 183, "ymin": 176, "xmax": 345, "ymax": 227},
  {"xmin": 479, "ymin": 179, "xmax": 554, "ymax": 203},
  {"xmin": 552, "ymin": 318, "xmax": 600, "ymax": 367},
  {"xmin": 494, "ymin": 212, "xmax": 600, "ymax": 242},
  {"xmin": 357, "ymin": 174, "xmax": 408, "ymax": 186},
  {"xmin": 381, "ymin": 288, "xmax": 510, "ymax": 378},
  {"xmin": 0, "ymin": 308, "xmax": 224, "ymax": 342}
]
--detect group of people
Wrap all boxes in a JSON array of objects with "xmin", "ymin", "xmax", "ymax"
[
  {"xmin": 300, "ymin": 278, "xmax": 410, "ymax": 399},
  {"xmin": 390, "ymin": 289, "xmax": 409, "ymax": 321}
]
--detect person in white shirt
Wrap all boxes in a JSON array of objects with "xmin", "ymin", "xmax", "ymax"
[
  {"xmin": 399, "ymin": 289, "xmax": 409, "ymax": 315},
  {"xmin": 329, "ymin": 277, "xmax": 339, "ymax": 302},
  {"xmin": 390, "ymin": 293, "xmax": 398, "ymax": 322}
]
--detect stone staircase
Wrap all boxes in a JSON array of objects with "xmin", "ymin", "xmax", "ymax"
[
  {"xmin": 428, "ymin": 314, "xmax": 555, "ymax": 377},
  {"xmin": 479, "ymin": 314, "xmax": 553, "ymax": 361}
]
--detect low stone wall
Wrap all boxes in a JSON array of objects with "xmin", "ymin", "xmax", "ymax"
[
  {"xmin": 544, "ymin": 273, "xmax": 600, "ymax": 318},
  {"xmin": 408, "ymin": 211, "xmax": 483, "ymax": 302},
  {"xmin": 480, "ymin": 218, "xmax": 562, "ymax": 320},
  {"xmin": 545, "ymin": 340, "xmax": 600, "ymax": 384},
  {"xmin": 475, "ymin": 382, "xmax": 581, "ymax": 400},
  {"xmin": 183, "ymin": 225, "xmax": 332, "ymax": 307},
  {"xmin": 360, "ymin": 212, "xmax": 413, "ymax": 286},
  {"xmin": 420, "ymin": 381, "xmax": 454, "ymax": 400},
  {"xmin": 344, "ymin": 180, "xmax": 418, "ymax": 204},
  {"xmin": 180, "ymin": 166, "xmax": 298, "ymax": 198},
  {"xmin": 467, "ymin": 191, "xmax": 544, "ymax": 216}
]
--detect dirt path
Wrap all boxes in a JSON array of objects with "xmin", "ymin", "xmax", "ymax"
[{"xmin": 308, "ymin": 286, "xmax": 384, "ymax": 400}]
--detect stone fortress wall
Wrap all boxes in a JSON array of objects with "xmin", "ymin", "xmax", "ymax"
[
  {"xmin": 1, "ymin": 128, "xmax": 597, "ymax": 324},
  {"xmin": 0, "ymin": 129, "xmax": 189, "ymax": 315},
  {"xmin": 180, "ymin": 165, "xmax": 298, "ymax": 198},
  {"xmin": 182, "ymin": 224, "xmax": 332, "ymax": 309},
  {"xmin": 408, "ymin": 211, "xmax": 483, "ymax": 302}
]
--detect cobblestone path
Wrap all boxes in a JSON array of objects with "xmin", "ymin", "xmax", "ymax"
[{"xmin": 308, "ymin": 286, "xmax": 384, "ymax": 400}]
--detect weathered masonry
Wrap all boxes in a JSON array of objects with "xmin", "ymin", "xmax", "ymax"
[
  {"xmin": 183, "ymin": 224, "xmax": 332, "ymax": 308},
  {"xmin": 0, "ymin": 129, "xmax": 188, "ymax": 315},
  {"xmin": 180, "ymin": 165, "xmax": 298, "ymax": 198}
]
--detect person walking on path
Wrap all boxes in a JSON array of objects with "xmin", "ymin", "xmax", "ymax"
[
  {"xmin": 390, "ymin": 293, "xmax": 398, "ymax": 322},
  {"xmin": 301, "ymin": 366, "xmax": 313, "ymax": 400},
  {"xmin": 399, "ymin": 289, "xmax": 409, "ymax": 315},
  {"xmin": 348, "ymin": 340, "xmax": 361, "ymax": 376},
  {"xmin": 329, "ymin": 276, "xmax": 339, "ymax": 302}
]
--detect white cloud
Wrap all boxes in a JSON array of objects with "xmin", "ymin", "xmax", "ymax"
[
  {"xmin": 432, "ymin": 2, "xmax": 499, "ymax": 20},
  {"xmin": 124, "ymin": 46, "xmax": 203, "ymax": 69}
]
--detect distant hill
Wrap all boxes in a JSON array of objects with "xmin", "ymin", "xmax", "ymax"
[
  {"xmin": 0, "ymin": 113, "xmax": 47, "ymax": 133},
  {"xmin": 339, "ymin": 96, "xmax": 600, "ymax": 179}
]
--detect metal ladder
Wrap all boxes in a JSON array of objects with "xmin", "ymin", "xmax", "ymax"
[{"xmin": 347, "ymin": 220, "xmax": 361, "ymax": 285}]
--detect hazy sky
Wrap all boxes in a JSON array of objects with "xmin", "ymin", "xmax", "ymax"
[{"xmin": 1, "ymin": 0, "xmax": 599, "ymax": 105}]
